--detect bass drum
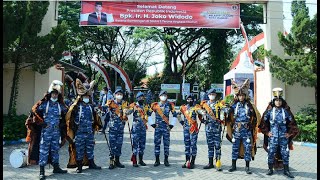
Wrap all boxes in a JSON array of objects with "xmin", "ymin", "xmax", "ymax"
[{"xmin": 10, "ymin": 149, "xmax": 28, "ymax": 168}]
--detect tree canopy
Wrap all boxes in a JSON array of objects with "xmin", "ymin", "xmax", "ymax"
[
  {"xmin": 265, "ymin": 1, "xmax": 317, "ymax": 103},
  {"xmin": 3, "ymin": 1, "xmax": 68, "ymax": 116}
]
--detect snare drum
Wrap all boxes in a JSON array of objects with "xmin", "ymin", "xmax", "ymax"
[{"xmin": 10, "ymin": 149, "xmax": 28, "ymax": 168}]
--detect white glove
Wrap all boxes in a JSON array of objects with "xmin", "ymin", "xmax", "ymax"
[
  {"xmin": 148, "ymin": 116, "xmax": 154, "ymax": 125},
  {"xmin": 170, "ymin": 117, "xmax": 177, "ymax": 126}
]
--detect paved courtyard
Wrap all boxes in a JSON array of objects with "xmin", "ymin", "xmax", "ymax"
[{"xmin": 3, "ymin": 115, "xmax": 317, "ymax": 180}]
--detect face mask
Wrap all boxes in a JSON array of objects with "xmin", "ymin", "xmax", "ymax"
[
  {"xmin": 116, "ymin": 95, "xmax": 123, "ymax": 100},
  {"xmin": 83, "ymin": 98, "xmax": 90, "ymax": 104},
  {"xmin": 160, "ymin": 96, "xmax": 167, "ymax": 101},
  {"xmin": 51, "ymin": 97, "xmax": 57, "ymax": 102},
  {"xmin": 208, "ymin": 95, "xmax": 215, "ymax": 100},
  {"xmin": 138, "ymin": 100, "xmax": 144, "ymax": 105},
  {"xmin": 187, "ymin": 101, "xmax": 193, "ymax": 106}
]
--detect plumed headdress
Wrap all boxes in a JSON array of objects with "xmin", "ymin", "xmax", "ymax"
[
  {"xmin": 232, "ymin": 78, "xmax": 250, "ymax": 99},
  {"xmin": 48, "ymin": 80, "xmax": 63, "ymax": 94},
  {"xmin": 75, "ymin": 78, "xmax": 95, "ymax": 96},
  {"xmin": 272, "ymin": 87, "xmax": 283, "ymax": 99}
]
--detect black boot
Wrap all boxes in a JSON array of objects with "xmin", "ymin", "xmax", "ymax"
[
  {"xmin": 228, "ymin": 160, "xmax": 237, "ymax": 172},
  {"xmin": 89, "ymin": 159, "xmax": 101, "ymax": 169},
  {"xmin": 189, "ymin": 156, "xmax": 196, "ymax": 169},
  {"xmin": 245, "ymin": 161, "xmax": 252, "ymax": 174},
  {"xmin": 109, "ymin": 156, "xmax": 115, "ymax": 169},
  {"xmin": 266, "ymin": 163, "xmax": 273, "ymax": 175},
  {"xmin": 52, "ymin": 163, "xmax": 67, "ymax": 173},
  {"xmin": 39, "ymin": 166, "xmax": 45, "ymax": 180},
  {"xmin": 76, "ymin": 160, "xmax": 83, "ymax": 173},
  {"xmin": 164, "ymin": 155, "xmax": 170, "ymax": 167},
  {"xmin": 203, "ymin": 157, "xmax": 214, "ymax": 169},
  {"xmin": 284, "ymin": 164, "xmax": 294, "ymax": 178},
  {"xmin": 154, "ymin": 155, "xmax": 160, "ymax": 167},
  {"xmin": 182, "ymin": 155, "xmax": 190, "ymax": 168},
  {"xmin": 132, "ymin": 155, "xmax": 139, "ymax": 167},
  {"xmin": 138, "ymin": 154, "xmax": 146, "ymax": 166},
  {"xmin": 115, "ymin": 156, "xmax": 125, "ymax": 168}
]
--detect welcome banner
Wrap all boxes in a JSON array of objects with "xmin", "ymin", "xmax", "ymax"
[{"xmin": 80, "ymin": 1, "xmax": 240, "ymax": 29}]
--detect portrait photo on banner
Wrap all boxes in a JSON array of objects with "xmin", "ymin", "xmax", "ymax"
[{"xmin": 80, "ymin": 1, "xmax": 114, "ymax": 26}]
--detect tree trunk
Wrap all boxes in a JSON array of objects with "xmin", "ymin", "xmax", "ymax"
[{"xmin": 8, "ymin": 60, "xmax": 21, "ymax": 117}]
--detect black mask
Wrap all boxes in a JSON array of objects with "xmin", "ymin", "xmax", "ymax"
[{"xmin": 138, "ymin": 100, "xmax": 144, "ymax": 105}]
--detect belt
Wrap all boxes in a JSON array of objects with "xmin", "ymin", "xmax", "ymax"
[
  {"xmin": 45, "ymin": 124, "xmax": 59, "ymax": 129},
  {"xmin": 133, "ymin": 118, "xmax": 141, "ymax": 122},
  {"xmin": 234, "ymin": 122, "xmax": 250, "ymax": 130},
  {"xmin": 155, "ymin": 123, "xmax": 170, "ymax": 130}
]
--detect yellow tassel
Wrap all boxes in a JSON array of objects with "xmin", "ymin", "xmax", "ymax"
[{"xmin": 216, "ymin": 159, "xmax": 221, "ymax": 168}]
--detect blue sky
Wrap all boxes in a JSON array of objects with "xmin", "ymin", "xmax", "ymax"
[{"xmin": 146, "ymin": 0, "xmax": 317, "ymax": 76}]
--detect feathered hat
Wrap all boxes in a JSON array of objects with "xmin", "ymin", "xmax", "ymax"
[
  {"xmin": 231, "ymin": 78, "xmax": 250, "ymax": 99},
  {"xmin": 272, "ymin": 87, "xmax": 283, "ymax": 99},
  {"xmin": 48, "ymin": 80, "xmax": 63, "ymax": 94},
  {"xmin": 75, "ymin": 78, "xmax": 95, "ymax": 96}
]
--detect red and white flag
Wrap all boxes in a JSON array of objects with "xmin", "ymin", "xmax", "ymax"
[{"xmin": 240, "ymin": 21, "xmax": 254, "ymax": 64}]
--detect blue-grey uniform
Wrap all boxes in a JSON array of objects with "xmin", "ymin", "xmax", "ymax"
[
  {"xmin": 230, "ymin": 101, "xmax": 253, "ymax": 161},
  {"xmin": 199, "ymin": 88, "xmax": 223, "ymax": 170},
  {"xmin": 202, "ymin": 100, "xmax": 222, "ymax": 159},
  {"xmin": 148, "ymin": 90, "xmax": 177, "ymax": 166},
  {"xmin": 181, "ymin": 104, "xmax": 198, "ymax": 157},
  {"xmin": 36, "ymin": 99, "xmax": 67, "ymax": 166},
  {"xmin": 108, "ymin": 101, "xmax": 127, "ymax": 157},
  {"xmin": 128, "ymin": 92, "xmax": 148, "ymax": 156},
  {"xmin": 126, "ymin": 91, "xmax": 148, "ymax": 167},
  {"xmin": 179, "ymin": 96, "xmax": 201, "ymax": 170},
  {"xmin": 264, "ymin": 107, "xmax": 292, "ymax": 165},
  {"xmin": 259, "ymin": 92, "xmax": 297, "ymax": 178},
  {"xmin": 106, "ymin": 89, "xmax": 129, "ymax": 169},
  {"xmin": 74, "ymin": 102, "xmax": 96, "ymax": 161},
  {"xmin": 227, "ymin": 81, "xmax": 256, "ymax": 174}
]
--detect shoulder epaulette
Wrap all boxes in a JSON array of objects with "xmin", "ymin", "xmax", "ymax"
[
  {"xmin": 200, "ymin": 100, "xmax": 207, "ymax": 106},
  {"xmin": 151, "ymin": 102, "xmax": 158, "ymax": 107}
]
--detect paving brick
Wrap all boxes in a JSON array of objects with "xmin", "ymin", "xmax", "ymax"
[{"xmin": 3, "ymin": 114, "xmax": 317, "ymax": 179}]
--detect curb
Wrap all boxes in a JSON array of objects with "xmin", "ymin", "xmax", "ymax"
[
  {"xmin": 293, "ymin": 141, "xmax": 317, "ymax": 148},
  {"xmin": 3, "ymin": 138, "xmax": 26, "ymax": 146}
]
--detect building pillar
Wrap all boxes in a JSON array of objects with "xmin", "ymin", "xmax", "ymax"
[{"xmin": 256, "ymin": 1, "xmax": 285, "ymax": 113}]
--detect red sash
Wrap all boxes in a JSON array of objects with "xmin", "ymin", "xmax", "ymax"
[{"xmin": 180, "ymin": 105, "xmax": 198, "ymax": 133}]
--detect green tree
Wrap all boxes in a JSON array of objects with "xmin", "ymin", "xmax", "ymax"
[
  {"xmin": 122, "ymin": 59, "xmax": 147, "ymax": 87},
  {"xmin": 146, "ymin": 73, "xmax": 162, "ymax": 93},
  {"xmin": 58, "ymin": 2, "xmax": 161, "ymax": 90},
  {"xmin": 3, "ymin": 1, "xmax": 68, "ymax": 117},
  {"xmin": 265, "ymin": 1, "xmax": 317, "ymax": 104}
]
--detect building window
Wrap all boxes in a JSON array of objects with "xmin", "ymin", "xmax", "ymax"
[{"xmin": 193, "ymin": 86, "xmax": 198, "ymax": 92}]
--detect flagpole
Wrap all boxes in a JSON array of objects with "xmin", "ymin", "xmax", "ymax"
[{"xmin": 240, "ymin": 20, "xmax": 256, "ymax": 104}]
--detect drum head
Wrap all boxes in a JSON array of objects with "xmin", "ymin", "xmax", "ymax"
[{"xmin": 10, "ymin": 149, "xmax": 27, "ymax": 168}]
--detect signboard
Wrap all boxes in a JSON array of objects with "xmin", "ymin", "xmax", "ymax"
[
  {"xmin": 182, "ymin": 83, "xmax": 190, "ymax": 99},
  {"xmin": 80, "ymin": 1, "xmax": 240, "ymax": 29},
  {"xmin": 210, "ymin": 83, "xmax": 224, "ymax": 93},
  {"xmin": 161, "ymin": 84, "xmax": 180, "ymax": 93}
]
